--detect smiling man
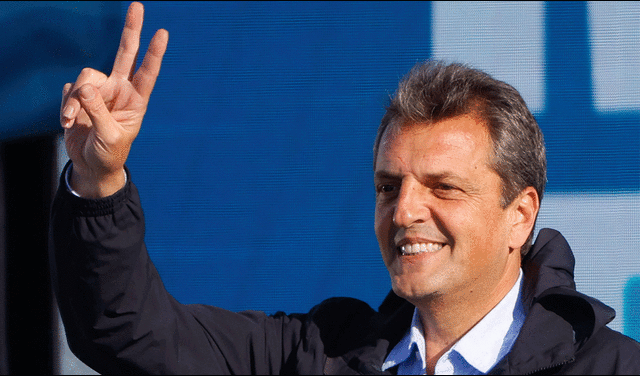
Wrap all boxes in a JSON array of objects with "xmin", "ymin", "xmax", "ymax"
[
  {"xmin": 370, "ymin": 62, "xmax": 640, "ymax": 374},
  {"xmin": 51, "ymin": 3, "xmax": 640, "ymax": 375},
  {"xmin": 375, "ymin": 116, "xmax": 529, "ymax": 373},
  {"xmin": 373, "ymin": 63, "xmax": 543, "ymax": 374}
]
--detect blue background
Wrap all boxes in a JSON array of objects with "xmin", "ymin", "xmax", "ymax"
[{"xmin": 129, "ymin": 1, "xmax": 434, "ymax": 312}]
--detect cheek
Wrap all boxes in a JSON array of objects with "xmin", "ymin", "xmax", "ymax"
[
  {"xmin": 429, "ymin": 201, "xmax": 467, "ymax": 240},
  {"xmin": 374, "ymin": 203, "xmax": 395, "ymax": 263},
  {"xmin": 439, "ymin": 202, "xmax": 509, "ymax": 266},
  {"xmin": 430, "ymin": 200, "xmax": 493, "ymax": 249},
  {"xmin": 374, "ymin": 196, "xmax": 393, "ymax": 225},
  {"xmin": 374, "ymin": 206, "xmax": 390, "ymax": 242}
]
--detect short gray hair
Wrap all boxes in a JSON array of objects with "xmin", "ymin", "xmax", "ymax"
[{"xmin": 374, "ymin": 60, "xmax": 546, "ymax": 256}]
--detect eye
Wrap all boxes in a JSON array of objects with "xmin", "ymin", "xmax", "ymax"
[
  {"xmin": 436, "ymin": 183, "xmax": 456, "ymax": 191},
  {"xmin": 433, "ymin": 182, "xmax": 463, "ymax": 199},
  {"xmin": 376, "ymin": 184, "xmax": 398, "ymax": 194}
]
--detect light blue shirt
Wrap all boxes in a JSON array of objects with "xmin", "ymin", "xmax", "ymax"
[{"xmin": 382, "ymin": 270, "xmax": 525, "ymax": 375}]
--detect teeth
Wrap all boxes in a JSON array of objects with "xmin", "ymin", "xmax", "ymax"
[{"xmin": 400, "ymin": 242, "xmax": 444, "ymax": 255}]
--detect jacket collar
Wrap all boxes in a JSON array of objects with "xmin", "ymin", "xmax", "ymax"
[
  {"xmin": 321, "ymin": 292, "xmax": 414, "ymax": 374},
  {"xmin": 521, "ymin": 228, "xmax": 577, "ymax": 307},
  {"xmin": 490, "ymin": 228, "xmax": 616, "ymax": 374},
  {"xmin": 522, "ymin": 228, "xmax": 615, "ymax": 333}
]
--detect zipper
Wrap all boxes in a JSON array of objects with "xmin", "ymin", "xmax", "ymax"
[{"xmin": 524, "ymin": 357, "xmax": 575, "ymax": 375}]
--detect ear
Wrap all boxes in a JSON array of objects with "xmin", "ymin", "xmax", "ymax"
[{"xmin": 508, "ymin": 187, "xmax": 540, "ymax": 250}]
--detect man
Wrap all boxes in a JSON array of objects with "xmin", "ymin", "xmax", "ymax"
[{"xmin": 51, "ymin": 2, "xmax": 640, "ymax": 374}]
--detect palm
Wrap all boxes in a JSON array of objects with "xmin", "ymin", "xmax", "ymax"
[{"xmin": 65, "ymin": 77, "xmax": 146, "ymax": 174}]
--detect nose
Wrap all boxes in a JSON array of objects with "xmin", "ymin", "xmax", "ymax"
[{"xmin": 393, "ymin": 179, "xmax": 429, "ymax": 228}]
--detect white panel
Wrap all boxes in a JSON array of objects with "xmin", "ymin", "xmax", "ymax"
[
  {"xmin": 535, "ymin": 192, "xmax": 640, "ymax": 334},
  {"xmin": 431, "ymin": 1, "xmax": 545, "ymax": 113},
  {"xmin": 588, "ymin": 2, "xmax": 640, "ymax": 112}
]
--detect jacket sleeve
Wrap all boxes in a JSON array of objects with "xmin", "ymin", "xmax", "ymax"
[{"xmin": 50, "ymin": 162, "xmax": 322, "ymax": 374}]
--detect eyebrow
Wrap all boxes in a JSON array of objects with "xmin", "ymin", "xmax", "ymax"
[
  {"xmin": 373, "ymin": 171, "xmax": 399, "ymax": 181},
  {"xmin": 374, "ymin": 170, "xmax": 466, "ymax": 182}
]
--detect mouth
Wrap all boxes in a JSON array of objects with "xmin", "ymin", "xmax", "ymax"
[{"xmin": 397, "ymin": 242, "xmax": 445, "ymax": 256}]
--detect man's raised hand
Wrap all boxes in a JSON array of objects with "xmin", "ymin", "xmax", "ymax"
[{"xmin": 60, "ymin": 2, "xmax": 168, "ymax": 198}]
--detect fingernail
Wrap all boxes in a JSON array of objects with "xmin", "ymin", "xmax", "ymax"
[
  {"xmin": 63, "ymin": 106, "xmax": 74, "ymax": 118},
  {"xmin": 63, "ymin": 118, "xmax": 73, "ymax": 129},
  {"xmin": 79, "ymin": 86, "xmax": 95, "ymax": 100}
]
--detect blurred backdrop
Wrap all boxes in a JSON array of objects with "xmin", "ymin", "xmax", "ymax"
[{"xmin": 0, "ymin": 1, "xmax": 638, "ymax": 374}]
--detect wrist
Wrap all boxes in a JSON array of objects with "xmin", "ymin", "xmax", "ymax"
[{"xmin": 68, "ymin": 164, "xmax": 127, "ymax": 199}]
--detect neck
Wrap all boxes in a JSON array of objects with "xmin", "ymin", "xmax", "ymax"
[{"xmin": 415, "ymin": 262, "xmax": 521, "ymax": 374}]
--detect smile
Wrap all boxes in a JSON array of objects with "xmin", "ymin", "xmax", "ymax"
[{"xmin": 399, "ymin": 242, "xmax": 444, "ymax": 255}]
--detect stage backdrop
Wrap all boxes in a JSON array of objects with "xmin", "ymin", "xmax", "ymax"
[{"xmin": 51, "ymin": 1, "xmax": 638, "ymax": 373}]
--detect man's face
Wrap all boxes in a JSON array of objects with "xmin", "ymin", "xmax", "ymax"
[{"xmin": 374, "ymin": 114, "xmax": 517, "ymax": 304}]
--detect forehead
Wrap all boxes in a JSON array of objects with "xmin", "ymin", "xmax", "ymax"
[{"xmin": 375, "ymin": 114, "xmax": 493, "ymax": 174}]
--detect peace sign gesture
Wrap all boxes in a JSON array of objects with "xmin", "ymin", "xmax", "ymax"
[{"xmin": 60, "ymin": 2, "xmax": 168, "ymax": 198}]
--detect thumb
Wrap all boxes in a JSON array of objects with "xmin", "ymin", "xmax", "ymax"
[{"xmin": 77, "ymin": 84, "xmax": 112, "ymax": 131}]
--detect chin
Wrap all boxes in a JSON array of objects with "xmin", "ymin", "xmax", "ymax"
[
  {"xmin": 391, "ymin": 279, "xmax": 437, "ymax": 303},
  {"xmin": 390, "ymin": 269, "xmax": 455, "ymax": 304}
]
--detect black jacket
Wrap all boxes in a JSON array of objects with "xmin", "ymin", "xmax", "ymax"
[{"xmin": 50, "ymin": 164, "xmax": 640, "ymax": 374}]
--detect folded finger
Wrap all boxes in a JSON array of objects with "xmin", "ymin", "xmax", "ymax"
[
  {"xmin": 62, "ymin": 68, "xmax": 108, "ymax": 127},
  {"xmin": 61, "ymin": 83, "xmax": 73, "ymax": 128}
]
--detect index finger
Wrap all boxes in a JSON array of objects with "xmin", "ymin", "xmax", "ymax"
[{"xmin": 110, "ymin": 2, "xmax": 144, "ymax": 80}]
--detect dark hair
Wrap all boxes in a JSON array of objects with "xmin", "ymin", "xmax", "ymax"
[{"xmin": 374, "ymin": 60, "xmax": 546, "ymax": 256}]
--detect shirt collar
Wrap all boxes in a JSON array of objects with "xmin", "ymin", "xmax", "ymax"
[
  {"xmin": 382, "ymin": 307, "xmax": 426, "ymax": 373},
  {"xmin": 449, "ymin": 269, "xmax": 525, "ymax": 373},
  {"xmin": 382, "ymin": 269, "xmax": 525, "ymax": 374}
]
